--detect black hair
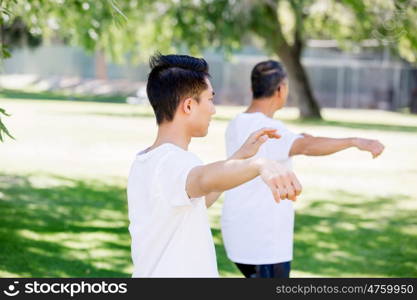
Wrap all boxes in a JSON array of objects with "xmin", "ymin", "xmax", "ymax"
[
  {"xmin": 146, "ymin": 53, "xmax": 210, "ymax": 124},
  {"xmin": 251, "ymin": 60, "xmax": 287, "ymax": 99}
]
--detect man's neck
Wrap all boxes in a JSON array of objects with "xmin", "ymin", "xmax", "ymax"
[
  {"xmin": 245, "ymin": 98, "xmax": 276, "ymax": 118},
  {"xmin": 150, "ymin": 122, "xmax": 191, "ymax": 151}
]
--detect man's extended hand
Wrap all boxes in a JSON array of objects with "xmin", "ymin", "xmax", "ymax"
[
  {"xmin": 255, "ymin": 158, "xmax": 302, "ymax": 203},
  {"xmin": 231, "ymin": 127, "xmax": 280, "ymax": 159},
  {"xmin": 354, "ymin": 138, "xmax": 385, "ymax": 158}
]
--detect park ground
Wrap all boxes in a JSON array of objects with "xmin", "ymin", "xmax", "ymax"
[{"xmin": 0, "ymin": 96, "xmax": 416, "ymax": 277}]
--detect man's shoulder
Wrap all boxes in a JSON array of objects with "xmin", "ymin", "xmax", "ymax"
[
  {"xmin": 227, "ymin": 112, "xmax": 288, "ymax": 130},
  {"xmin": 269, "ymin": 118, "xmax": 288, "ymax": 129},
  {"xmin": 133, "ymin": 144, "xmax": 193, "ymax": 163},
  {"xmin": 161, "ymin": 146, "xmax": 203, "ymax": 168},
  {"xmin": 133, "ymin": 145, "xmax": 202, "ymax": 175}
]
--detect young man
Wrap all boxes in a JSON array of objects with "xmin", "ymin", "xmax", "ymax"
[
  {"xmin": 127, "ymin": 54, "xmax": 302, "ymax": 277},
  {"xmin": 222, "ymin": 60, "xmax": 385, "ymax": 278}
]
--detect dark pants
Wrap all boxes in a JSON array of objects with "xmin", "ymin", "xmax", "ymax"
[{"xmin": 235, "ymin": 261, "xmax": 291, "ymax": 278}]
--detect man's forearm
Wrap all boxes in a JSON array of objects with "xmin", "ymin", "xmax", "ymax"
[
  {"xmin": 291, "ymin": 135, "xmax": 384, "ymax": 158},
  {"xmin": 302, "ymin": 137, "xmax": 357, "ymax": 156},
  {"xmin": 187, "ymin": 157, "xmax": 263, "ymax": 198}
]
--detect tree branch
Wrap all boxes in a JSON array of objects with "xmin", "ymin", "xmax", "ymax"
[
  {"xmin": 288, "ymin": 0, "xmax": 304, "ymax": 57},
  {"xmin": 259, "ymin": 0, "xmax": 291, "ymax": 52}
]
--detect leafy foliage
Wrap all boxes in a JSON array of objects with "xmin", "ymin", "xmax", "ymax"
[
  {"xmin": 0, "ymin": 108, "xmax": 14, "ymax": 142},
  {"xmin": 1, "ymin": 0, "xmax": 416, "ymax": 125},
  {"xmin": 3, "ymin": 1, "xmax": 414, "ymax": 63}
]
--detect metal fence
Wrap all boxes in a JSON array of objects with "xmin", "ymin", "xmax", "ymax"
[
  {"xmin": 206, "ymin": 54, "xmax": 417, "ymax": 110},
  {"xmin": 1, "ymin": 45, "xmax": 416, "ymax": 110}
]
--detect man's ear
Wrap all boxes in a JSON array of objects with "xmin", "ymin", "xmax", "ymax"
[
  {"xmin": 182, "ymin": 97, "xmax": 193, "ymax": 115},
  {"xmin": 277, "ymin": 83, "xmax": 283, "ymax": 94},
  {"xmin": 276, "ymin": 83, "xmax": 286, "ymax": 98}
]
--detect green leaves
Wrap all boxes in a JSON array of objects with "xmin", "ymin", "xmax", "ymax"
[
  {"xmin": 0, "ymin": 108, "xmax": 14, "ymax": 142},
  {"xmin": 109, "ymin": 0, "xmax": 128, "ymax": 26},
  {"xmin": 1, "ymin": 44, "xmax": 11, "ymax": 59},
  {"xmin": 2, "ymin": 0, "xmax": 413, "ymax": 64}
]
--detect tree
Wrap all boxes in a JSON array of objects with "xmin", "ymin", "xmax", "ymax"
[
  {"xmin": 0, "ymin": 0, "xmax": 126, "ymax": 141},
  {"xmin": 1, "ymin": 0, "xmax": 417, "ymax": 122},
  {"xmin": 0, "ymin": 0, "xmax": 17, "ymax": 142},
  {"xmin": 117, "ymin": 0, "xmax": 415, "ymax": 119}
]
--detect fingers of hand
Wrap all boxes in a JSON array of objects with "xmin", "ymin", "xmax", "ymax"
[
  {"xmin": 289, "ymin": 172, "xmax": 302, "ymax": 197},
  {"xmin": 377, "ymin": 143, "xmax": 385, "ymax": 155},
  {"xmin": 281, "ymin": 175, "xmax": 296, "ymax": 201},
  {"xmin": 371, "ymin": 142, "xmax": 385, "ymax": 158},
  {"xmin": 372, "ymin": 149, "xmax": 380, "ymax": 158},
  {"xmin": 273, "ymin": 176, "xmax": 291, "ymax": 201},
  {"xmin": 266, "ymin": 131, "xmax": 281, "ymax": 139},
  {"xmin": 277, "ymin": 183, "xmax": 288, "ymax": 200},
  {"xmin": 253, "ymin": 128, "xmax": 280, "ymax": 141},
  {"xmin": 268, "ymin": 180, "xmax": 281, "ymax": 203}
]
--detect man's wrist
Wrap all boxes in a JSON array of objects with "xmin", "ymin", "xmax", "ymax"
[
  {"xmin": 350, "ymin": 137, "xmax": 359, "ymax": 148},
  {"xmin": 230, "ymin": 150, "xmax": 243, "ymax": 160},
  {"xmin": 250, "ymin": 157, "xmax": 267, "ymax": 174}
]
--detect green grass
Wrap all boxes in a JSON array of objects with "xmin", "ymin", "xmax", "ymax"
[
  {"xmin": 0, "ymin": 174, "xmax": 129, "ymax": 277},
  {"xmin": 0, "ymin": 98, "xmax": 416, "ymax": 277},
  {"xmin": 0, "ymin": 89, "xmax": 127, "ymax": 103}
]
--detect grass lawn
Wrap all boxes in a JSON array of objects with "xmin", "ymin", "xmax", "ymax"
[{"xmin": 0, "ymin": 98, "xmax": 416, "ymax": 277}]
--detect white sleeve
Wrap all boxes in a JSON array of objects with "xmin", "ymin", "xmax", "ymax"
[
  {"xmin": 157, "ymin": 151, "xmax": 203, "ymax": 207},
  {"xmin": 265, "ymin": 124, "xmax": 303, "ymax": 161}
]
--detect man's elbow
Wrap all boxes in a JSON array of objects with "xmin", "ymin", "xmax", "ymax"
[
  {"xmin": 300, "ymin": 145, "xmax": 315, "ymax": 156},
  {"xmin": 187, "ymin": 168, "xmax": 210, "ymax": 198},
  {"xmin": 297, "ymin": 137, "xmax": 317, "ymax": 156},
  {"xmin": 197, "ymin": 174, "xmax": 218, "ymax": 196},
  {"xmin": 291, "ymin": 143, "xmax": 312, "ymax": 156}
]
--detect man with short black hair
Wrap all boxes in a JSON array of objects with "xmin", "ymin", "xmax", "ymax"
[
  {"xmin": 222, "ymin": 60, "xmax": 385, "ymax": 278},
  {"xmin": 127, "ymin": 54, "xmax": 302, "ymax": 277}
]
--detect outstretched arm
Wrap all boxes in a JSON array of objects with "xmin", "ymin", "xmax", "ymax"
[
  {"xmin": 189, "ymin": 156, "xmax": 301, "ymax": 204},
  {"xmin": 290, "ymin": 133, "xmax": 385, "ymax": 158},
  {"xmin": 191, "ymin": 128, "xmax": 301, "ymax": 207},
  {"xmin": 204, "ymin": 127, "xmax": 281, "ymax": 208}
]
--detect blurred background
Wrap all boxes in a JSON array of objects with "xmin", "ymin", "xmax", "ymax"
[{"xmin": 0, "ymin": 0, "xmax": 416, "ymax": 277}]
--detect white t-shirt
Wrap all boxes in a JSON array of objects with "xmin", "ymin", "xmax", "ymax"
[
  {"xmin": 127, "ymin": 143, "xmax": 218, "ymax": 277},
  {"xmin": 222, "ymin": 112, "xmax": 302, "ymax": 265}
]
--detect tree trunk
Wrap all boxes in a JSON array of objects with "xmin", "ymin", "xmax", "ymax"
[
  {"xmin": 276, "ymin": 45, "xmax": 322, "ymax": 119},
  {"xmin": 410, "ymin": 89, "xmax": 417, "ymax": 114},
  {"xmin": 95, "ymin": 50, "xmax": 108, "ymax": 80},
  {"xmin": 255, "ymin": 1, "xmax": 322, "ymax": 119}
]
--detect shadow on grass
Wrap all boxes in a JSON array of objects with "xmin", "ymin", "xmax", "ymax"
[
  {"xmin": 0, "ymin": 173, "xmax": 131, "ymax": 277},
  {"xmin": 293, "ymin": 191, "xmax": 417, "ymax": 277},
  {"xmin": 211, "ymin": 191, "xmax": 417, "ymax": 278},
  {"xmin": 1, "ymin": 173, "xmax": 415, "ymax": 277},
  {"xmin": 0, "ymin": 89, "xmax": 126, "ymax": 103},
  {"xmin": 0, "ymin": 173, "xmax": 240, "ymax": 277}
]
